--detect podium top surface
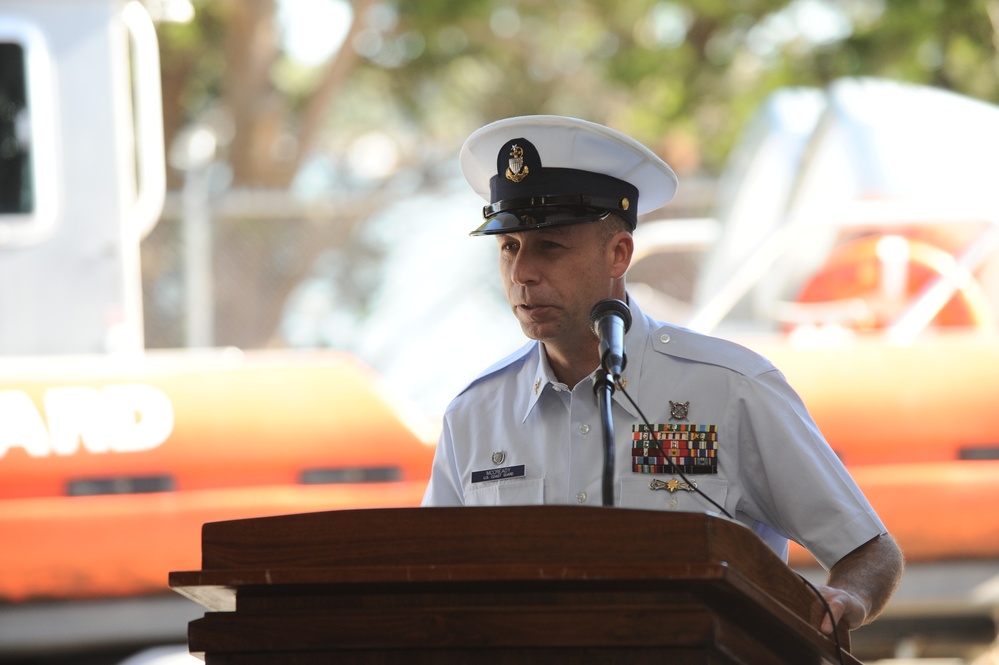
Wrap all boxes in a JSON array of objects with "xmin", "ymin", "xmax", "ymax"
[
  {"xmin": 170, "ymin": 507, "xmax": 810, "ymax": 615},
  {"xmin": 205, "ymin": 506, "xmax": 759, "ymax": 567}
]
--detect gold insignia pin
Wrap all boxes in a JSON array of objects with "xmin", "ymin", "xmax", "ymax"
[
  {"xmin": 505, "ymin": 144, "xmax": 529, "ymax": 183},
  {"xmin": 534, "ymin": 378, "xmax": 541, "ymax": 395},
  {"xmin": 649, "ymin": 478, "xmax": 697, "ymax": 493}
]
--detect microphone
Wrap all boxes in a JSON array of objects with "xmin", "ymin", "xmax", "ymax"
[{"xmin": 589, "ymin": 299, "xmax": 632, "ymax": 380}]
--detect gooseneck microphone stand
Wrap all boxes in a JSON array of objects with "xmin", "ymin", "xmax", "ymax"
[
  {"xmin": 589, "ymin": 298, "xmax": 632, "ymax": 508},
  {"xmin": 593, "ymin": 371, "xmax": 618, "ymax": 507}
]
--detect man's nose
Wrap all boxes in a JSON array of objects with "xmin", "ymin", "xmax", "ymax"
[{"xmin": 510, "ymin": 248, "xmax": 541, "ymax": 285}]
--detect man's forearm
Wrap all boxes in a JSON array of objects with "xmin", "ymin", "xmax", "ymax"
[{"xmin": 826, "ymin": 532, "xmax": 904, "ymax": 624}]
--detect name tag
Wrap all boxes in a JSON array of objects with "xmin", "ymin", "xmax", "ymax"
[{"xmin": 471, "ymin": 464, "xmax": 526, "ymax": 483}]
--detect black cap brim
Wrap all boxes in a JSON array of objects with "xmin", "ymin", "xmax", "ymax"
[{"xmin": 470, "ymin": 207, "xmax": 612, "ymax": 236}]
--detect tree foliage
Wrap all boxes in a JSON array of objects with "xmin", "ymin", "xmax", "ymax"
[
  {"xmin": 157, "ymin": 0, "xmax": 999, "ymax": 189},
  {"xmin": 145, "ymin": 0, "xmax": 999, "ymax": 351}
]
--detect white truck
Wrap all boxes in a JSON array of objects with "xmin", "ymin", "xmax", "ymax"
[{"xmin": 0, "ymin": 3, "xmax": 435, "ymax": 662}]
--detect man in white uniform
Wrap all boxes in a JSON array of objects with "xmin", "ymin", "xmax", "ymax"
[{"xmin": 422, "ymin": 115, "xmax": 903, "ymax": 636}]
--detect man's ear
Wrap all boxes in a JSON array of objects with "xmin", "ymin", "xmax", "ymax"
[{"xmin": 609, "ymin": 231, "xmax": 634, "ymax": 279}]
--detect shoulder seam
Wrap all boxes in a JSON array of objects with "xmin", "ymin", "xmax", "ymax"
[
  {"xmin": 651, "ymin": 324, "xmax": 774, "ymax": 378},
  {"xmin": 456, "ymin": 341, "xmax": 535, "ymax": 397}
]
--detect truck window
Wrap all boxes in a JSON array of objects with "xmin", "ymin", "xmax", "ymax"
[{"xmin": 0, "ymin": 42, "xmax": 31, "ymax": 215}]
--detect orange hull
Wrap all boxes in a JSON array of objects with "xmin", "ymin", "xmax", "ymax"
[
  {"xmin": 751, "ymin": 333, "xmax": 999, "ymax": 567},
  {"xmin": 0, "ymin": 351, "xmax": 437, "ymax": 602},
  {"xmin": 788, "ymin": 460, "xmax": 999, "ymax": 567},
  {"xmin": 751, "ymin": 331, "xmax": 999, "ymax": 466},
  {"xmin": 0, "ymin": 482, "xmax": 430, "ymax": 602},
  {"xmin": 0, "ymin": 351, "xmax": 437, "ymax": 498}
]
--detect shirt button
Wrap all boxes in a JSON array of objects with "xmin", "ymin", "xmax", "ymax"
[
  {"xmin": 660, "ymin": 333, "xmax": 671, "ymax": 344},
  {"xmin": 578, "ymin": 423, "xmax": 590, "ymax": 435},
  {"xmin": 576, "ymin": 492, "xmax": 588, "ymax": 504}
]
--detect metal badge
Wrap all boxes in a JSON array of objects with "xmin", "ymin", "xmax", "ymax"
[
  {"xmin": 649, "ymin": 478, "xmax": 697, "ymax": 493},
  {"xmin": 491, "ymin": 451, "xmax": 506, "ymax": 465},
  {"xmin": 669, "ymin": 400, "xmax": 689, "ymax": 421},
  {"xmin": 533, "ymin": 378, "xmax": 541, "ymax": 395},
  {"xmin": 505, "ymin": 144, "xmax": 530, "ymax": 183}
]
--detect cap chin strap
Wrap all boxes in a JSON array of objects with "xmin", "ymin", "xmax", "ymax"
[
  {"xmin": 483, "ymin": 194, "xmax": 628, "ymax": 219},
  {"xmin": 469, "ymin": 209, "xmax": 613, "ymax": 237}
]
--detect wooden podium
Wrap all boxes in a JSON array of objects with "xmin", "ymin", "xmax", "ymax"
[{"xmin": 169, "ymin": 506, "xmax": 859, "ymax": 664}]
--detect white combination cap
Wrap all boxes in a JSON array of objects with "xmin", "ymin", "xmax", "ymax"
[{"xmin": 459, "ymin": 115, "xmax": 678, "ymax": 235}]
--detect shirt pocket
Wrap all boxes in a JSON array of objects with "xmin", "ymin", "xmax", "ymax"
[
  {"xmin": 618, "ymin": 475, "xmax": 729, "ymax": 514},
  {"xmin": 463, "ymin": 478, "xmax": 545, "ymax": 506}
]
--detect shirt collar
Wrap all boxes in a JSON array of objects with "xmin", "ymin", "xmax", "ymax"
[
  {"xmin": 520, "ymin": 294, "xmax": 649, "ymax": 423},
  {"xmin": 522, "ymin": 344, "xmax": 564, "ymax": 422},
  {"xmin": 614, "ymin": 294, "xmax": 648, "ymax": 418}
]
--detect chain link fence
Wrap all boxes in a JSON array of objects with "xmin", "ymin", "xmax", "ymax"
[
  {"xmin": 141, "ymin": 180, "xmax": 716, "ymax": 353},
  {"xmin": 141, "ymin": 190, "xmax": 388, "ymax": 350}
]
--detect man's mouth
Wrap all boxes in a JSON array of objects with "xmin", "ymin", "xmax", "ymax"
[{"xmin": 517, "ymin": 303, "xmax": 556, "ymax": 318}]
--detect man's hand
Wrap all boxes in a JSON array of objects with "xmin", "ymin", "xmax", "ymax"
[
  {"xmin": 814, "ymin": 533, "xmax": 904, "ymax": 635},
  {"xmin": 814, "ymin": 585, "xmax": 868, "ymax": 635}
]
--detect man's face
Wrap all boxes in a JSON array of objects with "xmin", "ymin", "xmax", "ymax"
[{"xmin": 495, "ymin": 221, "xmax": 622, "ymax": 349}]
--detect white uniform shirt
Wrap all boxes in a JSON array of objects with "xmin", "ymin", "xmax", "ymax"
[{"xmin": 422, "ymin": 298, "xmax": 885, "ymax": 570}]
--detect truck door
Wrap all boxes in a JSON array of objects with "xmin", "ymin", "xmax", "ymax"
[{"xmin": 0, "ymin": 1, "xmax": 164, "ymax": 356}]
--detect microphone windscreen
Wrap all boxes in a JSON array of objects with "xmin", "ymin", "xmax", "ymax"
[{"xmin": 589, "ymin": 299, "xmax": 632, "ymax": 336}]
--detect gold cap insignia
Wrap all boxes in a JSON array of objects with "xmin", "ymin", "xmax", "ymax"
[{"xmin": 505, "ymin": 144, "xmax": 530, "ymax": 183}]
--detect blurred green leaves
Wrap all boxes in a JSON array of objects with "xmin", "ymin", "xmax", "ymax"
[{"xmin": 157, "ymin": 0, "xmax": 999, "ymax": 186}]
